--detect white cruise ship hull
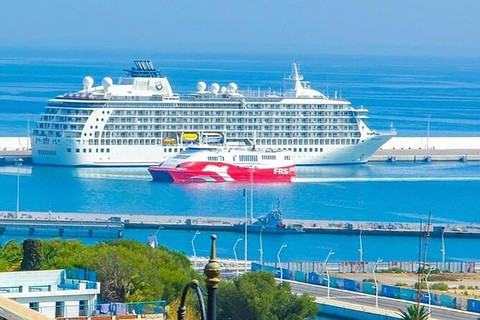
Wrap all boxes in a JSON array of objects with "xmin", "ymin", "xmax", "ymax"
[
  {"xmin": 32, "ymin": 133, "xmax": 393, "ymax": 166},
  {"xmin": 31, "ymin": 61, "xmax": 396, "ymax": 167}
]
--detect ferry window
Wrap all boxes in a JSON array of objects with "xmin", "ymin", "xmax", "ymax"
[
  {"xmin": 314, "ymin": 148, "xmax": 318, "ymax": 152},
  {"xmin": 320, "ymin": 148, "xmax": 323, "ymax": 152},
  {"xmin": 83, "ymin": 149, "xmax": 86, "ymax": 153},
  {"xmin": 96, "ymin": 149, "xmax": 99, "ymax": 153},
  {"xmin": 285, "ymin": 156, "xmax": 291, "ymax": 160},
  {"xmin": 168, "ymin": 148, "xmax": 172, "ymax": 153},
  {"xmin": 106, "ymin": 149, "xmax": 110, "ymax": 153},
  {"xmin": 67, "ymin": 148, "xmax": 71, "ymax": 153},
  {"xmin": 101, "ymin": 149, "xmax": 104, "ymax": 153},
  {"xmin": 293, "ymin": 148, "xmax": 297, "ymax": 152},
  {"xmin": 174, "ymin": 148, "xmax": 178, "ymax": 153},
  {"xmin": 75, "ymin": 149, "xmax": 80, "ymax": 153},
  {"xmin": 309, "ymin": 148, "xmax": 313, "ymax": 152},
  {"xmin": 88, "ymin": 149, "xmax": 92, "ymax": 153},
  {"xmin": 207, "ymin": 156, "xmax": 218, "ymax": 161}
]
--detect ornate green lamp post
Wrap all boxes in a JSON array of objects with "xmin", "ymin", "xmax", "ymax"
[{"xmin": 178, "ymin": 234, "xmax": 221, "ymax": 320}]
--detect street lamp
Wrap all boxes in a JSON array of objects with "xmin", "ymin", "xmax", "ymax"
[
  {"xmin": 425, "ymin": 266, "xmax": 433, "ymax": 317},
  {"xmin": 359, "ymin": 228, "xmax": 363, "ymax": 263},
  {"xmin": 373, "ymin": 257, "xmax": 382, "ymax": 308},
  {"xmin": 277, "ymin": 243, "xmax": 287, "ymax": 283},
  {"xmin": 324, "ymin": 250, "xmax": 335, "ymax": 299},
  {"xmin": 191, "ymin": 230, "xmax": 201, "ymax": 269},
  {"xmin": 441, "ymin": 229, "xmax": 446, "ymax": 263},
  {"xmin": 233, "ymin": 237, "xmax": 243, "ymax": 278},
  {"xmin": 259, "ymin": 225, "xmax": 265, "ymax": 265}
]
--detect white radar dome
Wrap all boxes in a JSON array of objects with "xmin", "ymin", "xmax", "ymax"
[
  {"xmin": 227, "ymin": 83, "xmax": 238, "ymax": 93},
  {"xmin": 221, "ymin": 86, "xmax": 227, "ymax": 93},
  {"xmin": 210, "ymin": 83, "xmax": 220, "ymax": 94},
  {"xmin": 102, "ymin": 77, "xmax": 113, "ymax": 89},
  {"xmin": 82, "ymin": 76, "xmax": 94, "ymax": 90},
  {"xmin": 196, "ymin": 81, "xmax": 207, "ymax": 92}
]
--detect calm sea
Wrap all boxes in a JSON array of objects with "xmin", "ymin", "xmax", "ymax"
[{"xmin": 1, "ymin": 49, "xmax": 480, "ymax": 264}]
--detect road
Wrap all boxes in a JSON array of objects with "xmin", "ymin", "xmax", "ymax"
[{"xmin": 287, "ymin": 280, "xmax": 480, "ymax": 320}]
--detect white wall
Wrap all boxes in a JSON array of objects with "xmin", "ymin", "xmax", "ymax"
[
  {"xmin": 0, "ymin": 137, "xmax": 31, "ymax": 151},
  {"xmin": 14, "ymin": 293, "xmax": 96, "ymax": 318}
]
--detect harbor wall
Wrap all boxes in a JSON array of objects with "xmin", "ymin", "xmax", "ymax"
[
  {"xmin": 380, "ymin": 137, "xmax": 480, "ymax": 150},
  {"xmin": 0, "ymin": 137, "xmax": 30, "ymax": 151}
]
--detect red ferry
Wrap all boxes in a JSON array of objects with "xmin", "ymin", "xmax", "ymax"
[{"xmin": 148, "ymin": 146, "xmax": 296, "ymax": 183}]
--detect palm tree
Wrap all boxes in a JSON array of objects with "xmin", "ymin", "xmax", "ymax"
[{"xmin": 398, "ymin": 305, "xmax": 429, "ymax": 320}]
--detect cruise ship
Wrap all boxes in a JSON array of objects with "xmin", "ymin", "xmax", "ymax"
[{"xmin": 32, "ymin": 61, "xmax": 394, "ymax": 166}]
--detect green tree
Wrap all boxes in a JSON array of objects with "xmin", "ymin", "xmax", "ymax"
[
  {"xmin": 0, "ymin": 240, "xmax": 22, "ymax": 271},
  {"xmin": 398, "ymin": 305, "xmax": 429, "ymax": 320},
  {"xmin": 20, "ymin": 239, "xmax": 43, "ymax": 270},
  {"xmin": 218, "ymin": 271, "xmax": 317, "ymax": 320},
  {"xmin": 34, "ymin": 239, "xmax": 197, "ymax": 303}
]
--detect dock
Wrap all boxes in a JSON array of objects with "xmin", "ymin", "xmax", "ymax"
[
  {"xmin": 0, "ymin": 212, "xmax": 124, "ymax": 238},
  {"xmin": 2, "ymin": 136, "xmax": 480, "ymax": 165},
  {"xmin": 2, "ymin": 211, "xmax": 480, "ymax": 239}
]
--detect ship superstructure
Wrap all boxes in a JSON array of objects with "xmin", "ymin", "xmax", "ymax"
[{"xmin": 32, "ymin": 61, "xmax": 394, "ymax": 166}]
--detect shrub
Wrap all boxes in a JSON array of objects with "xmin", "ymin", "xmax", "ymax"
[{"xmin": 431, "ymin": 283, "xmax": 449, "ymax": 291}]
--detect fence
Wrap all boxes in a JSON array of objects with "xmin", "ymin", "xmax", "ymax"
[
  {"xmin": 252, "ymin": 262, "xmax": 480, "ymax": 314},
  {"xmin": 262, "ymin": 260, "xmax": 480, "ymax": 274},
  {"xmin": 36, "ymin": 301, "xmax": 167, "ymax": 318}
]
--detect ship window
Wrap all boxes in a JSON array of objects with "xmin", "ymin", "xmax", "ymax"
[
  {"xmin": 168, "ymin": 148, "xmax": 172, "ymax": 153},
  {"xmin": 285, "ymin": 156, "xmax": 291, "ymax": 160},
  {"xmin": 309, "ymin": 148, "xmax": 313, "ymax": 152},
  {"xmin": 320, "ymin": 148, "xmax": 323, "ymax": 152},
  {"xmin": 76, "ymin": 149, "xmax": 80, "ymax": 153},
  {"xmin": 239, "ymin": 155, "xmax": 258, "ymax": 162},
  {"xmin": 207, "ymin": 156, "xmax": 219, "ymax": 161},
  {"xmin": 106, "ymin": 148, "xmax": 110, "ymax": 153},
  {"xmin": 262, "ymin": 155, "xmax": 276, "ymax": 160},
  {"xmin": 174, "ymin": 148, "xmax": 178, "ymax": 153},
  {"xmin": 96, "ymin": 149, "xmax": 98, "ymax": 153},
  {"xmin": 67, "ymin": 148, "xmax": 71, "ymax": 153},
  {"xmin": 293, "ymin": 148, "xmax": 297, "ymax": 152},
  {"xmin": 101, "ymin": 149, "xmax": 104, "ymax": 153},
  {"xmin": 83, "ymin": 149, "xmax": 86, "ymax": 153},
  {"xmin": 314, "ymin": 148, "xmax": 318, "ymax": 152},
  {"xmin": 89, "ymin": 149, "xmax": 92, "ymax": 153}
]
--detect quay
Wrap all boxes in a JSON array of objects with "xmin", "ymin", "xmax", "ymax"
[
  {"xmin": 2, "ymin": 136, "xmax": 480, "ymax": 165},
  {"xmin": 370, "ymin": 137, "xmax": 480, "ymax": 162},
  {"xmin": 0, "ymin": 212, "xmax": 124, "ymax": 238},
  {"xmin": 2, "ymin": 211, "xmax": 480, "ymax": 239}
]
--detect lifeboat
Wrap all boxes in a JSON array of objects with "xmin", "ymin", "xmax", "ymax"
[
  {"xmin": 163, "ymin": 137, "xmax": 176, "ymax": 144},
  {"xmin": 182, "ymin": 133, "xmax": 198, "ymax": 141}
]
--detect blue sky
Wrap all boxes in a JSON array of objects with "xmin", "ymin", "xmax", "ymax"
[{"xmin": 1, "ymin": 0, "xmax": 480, "ymax": 56}]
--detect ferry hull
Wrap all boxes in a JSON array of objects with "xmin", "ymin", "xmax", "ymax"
[{"xmin": 148, "ymin": 163, "xmax": 296, "ymax": 183}]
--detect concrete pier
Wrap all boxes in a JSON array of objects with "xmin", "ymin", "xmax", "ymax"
[
  {"xmin": 2, "ymin": 136, "xmax": 480, "ymax": 164},
  {"xmin": 0, "ymin": 212, "xmax": 124, "ymax": 238},
  {"xmin": 2, "ymin": 211, "xmax": 480, "ymax": 239}
]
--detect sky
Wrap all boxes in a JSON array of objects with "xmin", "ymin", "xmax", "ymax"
[{"xmin": 1, "ymin": 0, "xmax": 480, "ymax": 57}]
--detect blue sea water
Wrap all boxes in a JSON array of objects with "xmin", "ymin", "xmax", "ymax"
[{"xmin": 1, "ymin": 49, "xmax": 480, "ymax": 263}]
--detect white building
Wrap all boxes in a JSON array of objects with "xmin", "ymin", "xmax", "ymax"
[{"xmin": 0, "ymin": 269, "xmax": 100, "ymax": 318}]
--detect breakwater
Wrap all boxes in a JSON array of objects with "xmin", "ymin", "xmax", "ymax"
[{"xmin": 2, "ymin": 211, "xmax": 480, "ymax": 239}]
